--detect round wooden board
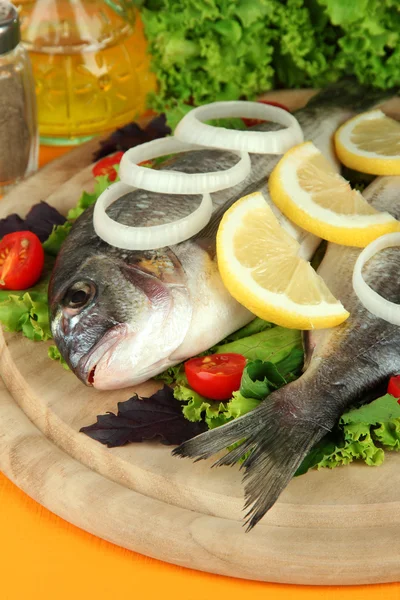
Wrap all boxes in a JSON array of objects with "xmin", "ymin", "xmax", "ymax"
[{"xmin": 1, "ymin": 89, "xmax": 400, "ymax": 586}]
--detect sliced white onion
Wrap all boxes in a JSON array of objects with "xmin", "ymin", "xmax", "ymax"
[
  {"xmin": 174, "ymin": 101, "xmax": 304, "ymax": 154},
  {"xmin": 119, "ymin": 136, "xmax": 251, "ymax": 194},
  {"xmin": 93, "ymin": 181, "xmax": 213, "ymax": 251},
  {"xmin": 353, "ymin": 233, "xmax": 400, "ymax": 325}
]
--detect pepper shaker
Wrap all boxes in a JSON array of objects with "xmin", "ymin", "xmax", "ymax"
[{"xmin": 0, "ymin": 1, "xmax": 38, "ymax": 195}]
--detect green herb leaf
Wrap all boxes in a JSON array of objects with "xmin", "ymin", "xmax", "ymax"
[
  {"xmin": 240, "ymin": 360, "xmax": 285, "ymax": 400},
  {"xmin": 297, "ymin": 394, "xmax": 400, "ymax": 476},
  {"xmin": 42, "ymin": 221, "xmax": 72, "ymax": 256},
  {"xmin": 217, "ymin": 318, "xmax": 274, "ymax": 344},
  {"xmin": 340, "ymin": 394, "xmax": 400, "ymax": 425},
  {"xmin": 222, "ymin": 391, "xmax": 261, "ymax": 421},
  {"xmin": 214, "ymin": 326, "xmax": 303, "ymax": 363},
  {"xmin": 48, "ymin": 345, "xmax": 70, "ymax": 370},
  {"xmin": 66, "ymin": 191, "xmax": 97, "ymax": 221},
  {"xmin": 174, "ymin": 384, "xmax": 229, "ymax": 429},
  {"xmin": 0, "ymin": 289, "xmax": 52, "ymax": 341}
]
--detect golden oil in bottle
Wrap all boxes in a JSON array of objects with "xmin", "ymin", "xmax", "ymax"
[{"xmin": 15, "ymin": 0, "xmax": 157, "ymax": 145}]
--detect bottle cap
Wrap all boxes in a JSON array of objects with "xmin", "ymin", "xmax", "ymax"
[{"xmin": 0, "ymin": 2, "xmax": 20, "ymax": 55}]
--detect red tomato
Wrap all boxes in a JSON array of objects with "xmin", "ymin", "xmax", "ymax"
[
  {"xmin": 242, "ymin": 100, "xmax": 290, "ymax": 128},
  {"xmin": 185, "ymin": 353, "xmax": 246, "ymax": 400},
  {"xmin": 92, "ymin": 151, "xmax": 124, "ymax": 181},
  {"xmin": 388, "ymin": 375, "xmax": 400, "ymax": 401},
  {"xmin": 0, "ymin": 231, "xmax": 44, "ymax": 290}
]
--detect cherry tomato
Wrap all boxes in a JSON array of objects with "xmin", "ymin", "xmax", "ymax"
[
  {"xmin": 0, "ymin": 231, "xmax": 44, "ymax": 290},
  {"xmin": 242, "ymin": 100, "xmax": 290, "ymax": 128},
  {"xmin": 388, "ymin": 375, "xmax": 400, "ymax": 401},
  {"xmin": 92, "ymin": 151, "xmax": 124, "ymax": 181},
  {"xmin": 185, "ymin": 353, "xmax": 246, "ymax": 400}
]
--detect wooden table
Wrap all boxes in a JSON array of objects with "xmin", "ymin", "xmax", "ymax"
[{"xmin": 0, "ymin": 146, "xmax": 399, "ymax": 600}]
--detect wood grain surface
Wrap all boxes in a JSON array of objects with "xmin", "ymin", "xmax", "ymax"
[{"xmin": 1, "ymin": 89, "xmax": 400, "ymax": 586}]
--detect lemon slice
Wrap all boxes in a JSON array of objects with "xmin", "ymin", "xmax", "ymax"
[
  {"xmin": 216, "ymin": 191, "xmax": 349, "ymax": 330},
  {"xmin": 268, "ymin": 141, "xmax": 400, "ymax": 247},
  {"xmin": 335, "ymin": 110, "xmax": 400, "ymax": 175}
]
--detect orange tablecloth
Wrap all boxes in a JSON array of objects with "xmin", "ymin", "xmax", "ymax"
[{"xmin": 1, "ymin": 147, "xmax": 399, "ymax": 600}]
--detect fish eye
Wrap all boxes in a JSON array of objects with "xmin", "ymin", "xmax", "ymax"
[{"xmin": 63, "ymin": 282, "xmax": 96, "ymax": 310}]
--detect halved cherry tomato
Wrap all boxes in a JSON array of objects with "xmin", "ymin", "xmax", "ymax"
[
  {"xmin": 92, "ymin": 151, "xmax": 124, "ymax": 181},
  {"xmin": 0, "ymin": 231, "xmax": 44, "ymax": 290},
  {"xmin": 185, "ymin": 353, "xmax": 246, "ymax": 400},
  {"xmin": 388, "ymin": 375, "xmax": 400, "ymax": 401},
  {"xmin": 242, "ymin": 100, "xmax": 290, "ymax": 128}
]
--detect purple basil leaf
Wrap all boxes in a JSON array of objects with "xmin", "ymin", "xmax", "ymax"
[
  {"xmin": 0, "ymin": 201, "xmax": 66, "ymax": 242},
  {"xmin": 80, "ymin": 385, "xmax": 207, "ymax": 448},
  {"xmin": 24, "ymin": 202, "xmax": 66, "ymax": 241},
  {"xmin": 0, "ymin": 213, "xmax": 25, "ymax": 238},
  {"xmin": 93, "ymin": 114, "xmax": 171, "ymax": 161}
]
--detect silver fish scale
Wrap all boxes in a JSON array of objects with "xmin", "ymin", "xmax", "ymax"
[
  {"xmin": 106, "ymin": 145, "xmax": 279, "ymax": 229},
  {"xmin": 105, "ymin": 107, "xmax": 347, "ymax": 232},
  {"xmin": 305, "ymin": 175, "xmax": 400, "ymax": 413}
]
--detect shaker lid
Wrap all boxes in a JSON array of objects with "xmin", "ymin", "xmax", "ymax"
[{"xmin": 0, "ymin": 1, "xmax": 20, "ymax": 55}]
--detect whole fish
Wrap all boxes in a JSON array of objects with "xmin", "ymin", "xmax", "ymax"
[
  {"xmin": 49, "ymin": 80, "xmax": 395, "ymax": 390},
  {"xmin": 174, "ymin": 175, "xmax": 400, "ymax": 530}
]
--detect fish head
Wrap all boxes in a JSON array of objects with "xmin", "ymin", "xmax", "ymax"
[{"xmin": 49, "ymin": 244, "xmax": 192, "ymax": 390}]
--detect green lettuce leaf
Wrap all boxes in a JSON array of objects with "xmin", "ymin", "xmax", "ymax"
[
  {"xmin": 43, "ymin": 174, "xmax": 116, "ymax": 256},
  {"xmin": 154, "ymin": 362, "xmax": 187, "ymax": 385},
  {"xmin": 214, "ymin": 326, "xmax": 303, "ymax": 363},
  {"xmin": 66, "ymin": 175, "xmax": 114, "ymax": 221},
  {"xmin": 296, "ymin": 394, "xmax": 400, "ymax": 476},
  {"xmin": 42, "ymin": 221, "xmax": 72, "ymax": 256},
  {"xmin": 274, "ymin": 348, "xmax": 304, "ymax": 379},
  {"xmin": 240, "ymin": 359, "xmax": 286, "ymax": 400},
  {"xmin": 215, "ymin": 318, "xmax": 274, "ymax": 344},
  {"xmin": 141, "ymin": 0, "xmax": 400, "ymax": 129},
  {"xmin": 174, "ymin": 383, "xmax": 229, "ymax": 428},
  {"xmin": 223, "ymin": 391, "xmax": 261, "ymax": 421},
  {"xmin": 341, "ymin": 393, "xmax": 400, "ymax": 425},
  {"xmin": 155, "ymin": 318, "xmax": 275, "ymax": 384},
  {"xmin": 0, "ymin": 256, "xmax": 55, "ymax": 341},
  {"xmin": 174, "ymin": 384, "xmax": 262, "ymax": 430},
  {"xmin": 48, "ymin": 345, "xmax": 70, "ymax": 370},
  {"xmin": 0, "ymin": 289, "xmax": 51, "ymax": 341}
]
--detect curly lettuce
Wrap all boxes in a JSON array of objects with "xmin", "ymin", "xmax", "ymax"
[
  {"xmin": 139, "ymin": 0, "xmax": 400, "ymax": 128},
  {"xmin": 296, "ymin": 394, "xmax": 400, "ymax": 475},
  {"xmin": 168, "ymin": 324, "xmax": 304, "ymax": 429}
]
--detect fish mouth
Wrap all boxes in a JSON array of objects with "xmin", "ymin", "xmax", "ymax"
[{"xmin": 76, "ymin": 323, "xmax": 129, "ymax": 386}]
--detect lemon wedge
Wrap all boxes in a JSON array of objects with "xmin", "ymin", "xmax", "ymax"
[
  {"xmin": 268, "ymin": 141, "xmax": 400, "ymax": 247},
  {"xmin": 335, "ymin": 110, "xmax": 400, "ymax": 175},
  {"xmin": 216, "ymin": 191, "xmax": 349, "ymax": 330}
]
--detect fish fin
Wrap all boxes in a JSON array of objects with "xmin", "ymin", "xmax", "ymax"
[{"xmin": 173, "ymin": 395, "xmax": 326, "ymax": 530}]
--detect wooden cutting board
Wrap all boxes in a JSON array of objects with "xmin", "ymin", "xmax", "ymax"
[{"xmin": 1, "ymin": 89, "xmax": 400, "ymax": 586}]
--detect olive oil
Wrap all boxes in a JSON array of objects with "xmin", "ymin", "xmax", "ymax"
[{"xmin": 15, "ymin": 1, "xmax": 157, "ymax": 144}]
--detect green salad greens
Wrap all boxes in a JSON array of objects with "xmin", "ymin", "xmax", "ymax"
[
  {"xmin": 156, "ymin": 318, "xmax": 400, "ymax": 473},
  {"xmin": 0, "ymin": 173, "xmax": 116, "ymax": 366},
  {"xmin": 138, "ymin": 0, "xmax": 400, "ymax": 128},
  {"xmin": 296, "ymin": 394, "xmax": 400, "ymax": 475},
  {"xmin": 160, "ymin": 323, "xmax": 304, "ymax": 429}
]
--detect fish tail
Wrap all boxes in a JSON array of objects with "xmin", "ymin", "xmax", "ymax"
[
  {"xmin": 308, "ymin": 77, "xmax": 399, "ymax": 111},
  {"xmin": 173, "ymin": 391, "xmax": 327, "ymax": 530}
]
